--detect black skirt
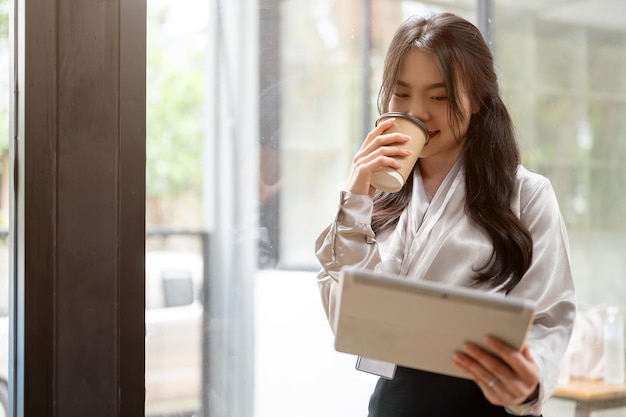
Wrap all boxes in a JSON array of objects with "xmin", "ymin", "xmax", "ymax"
[{"xmin": 368, "ymin": 366, "xmax": 541, "ymax": 417}]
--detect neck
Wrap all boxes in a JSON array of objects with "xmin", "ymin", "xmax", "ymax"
[{"xmin": 418, "ymin": 154, "xmax": 462, "ymax": 197}]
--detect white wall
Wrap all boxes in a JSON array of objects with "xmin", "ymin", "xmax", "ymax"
[{"xmin": 254, "ymin": 270, "xmax": 376, "ymax": 417}]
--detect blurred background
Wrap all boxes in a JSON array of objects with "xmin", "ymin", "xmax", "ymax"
[{"xmin": 1, "ymin": 0, "xmax": 626, "ymax": 416}]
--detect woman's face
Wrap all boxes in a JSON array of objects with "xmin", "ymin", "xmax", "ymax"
[{"xmin": 388, "ymin": 48, "xmax": 472, "ymax": 168}]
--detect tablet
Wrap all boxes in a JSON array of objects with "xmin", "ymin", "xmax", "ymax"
[{"xmin": 334, "ymin": 268, "xmax": 536, "ymax": 379}]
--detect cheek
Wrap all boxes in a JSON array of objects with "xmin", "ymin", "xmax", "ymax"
[
  {"xmin": 388, "ymin": 99, "xmax": 403, "ymax": 113},
  {"xmin": 452, "ymin": 117, "xmax": 471, "ymax": 140},
  {"xmin": 446, "ymin": 104, "xmax": 472, "ymax": 138}
]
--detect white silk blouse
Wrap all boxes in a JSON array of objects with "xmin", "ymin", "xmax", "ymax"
[{"xmin": 314, "ymin": 160, "xmax": 576, "ymax": 416}]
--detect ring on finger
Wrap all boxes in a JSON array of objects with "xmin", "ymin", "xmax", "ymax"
[{"xmin": 487, "ymin": 376, "xmax": 498, "ymax": 388}]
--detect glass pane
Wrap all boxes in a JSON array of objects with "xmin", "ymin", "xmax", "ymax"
[
  {"xmin": 0, "ymin": 0, "xmax": 9, "ymax": 414},
  {"xmin": 145, "ymin": 0, "xmax": 207, "ymax": 414},
  {"xmin": 280, "ymin": 0, "xmax": 476, "ymax": 268},
  {"xmin": 495, "ymin": 2, "xmax": 626, "ymax": 412},
  {"xmin": 144, "ymin": 237, "xmax": 204, "ymax": 415},
  {"xmin": 147, "ymin": 0, "xmax": 626, "ymax": 415},
  {"xmin": 262, "ymin": 1, "xmax": 477, "ymax": 415},
  {"xmin": 146, "ymin": 1, "xmax": 480, "ymax": 417},
  {"xmin": 495, "ymin": 0, "xmax": 626, "ymax": 307}
]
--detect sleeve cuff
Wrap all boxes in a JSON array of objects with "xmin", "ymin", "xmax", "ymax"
[
  {"xmin": 504, "ymin": 384, "xmax": 543, "ymax": 416},
  {"xmin": 337, "ymin": 191, "xmax": 373, "ymax": 225}
]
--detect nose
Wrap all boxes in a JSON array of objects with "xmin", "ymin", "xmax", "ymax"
[{"xmin": 407, "ymin": 99, "xmax": 430, "ymax": 122}]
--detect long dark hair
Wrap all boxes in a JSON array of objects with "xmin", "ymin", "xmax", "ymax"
[{"xmin": 372, "ymin": 13, "xmax": 532, "ymax": 292}]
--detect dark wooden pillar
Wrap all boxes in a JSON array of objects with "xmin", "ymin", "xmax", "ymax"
[{"xmin": 11, "ymin": 0, "xmax": 146, "ymax": 415}]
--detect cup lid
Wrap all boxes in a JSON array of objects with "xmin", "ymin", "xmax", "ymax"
[{"xmin": 375, "ymin": 112, "xmax": 429, "ymax": 142}]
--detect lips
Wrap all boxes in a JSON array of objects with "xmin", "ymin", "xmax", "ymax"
[{"xmin": 428, "ymin": 130, "xmax": 440, "ymax": 141}]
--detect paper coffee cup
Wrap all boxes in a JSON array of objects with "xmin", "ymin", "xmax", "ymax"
[{"xmin": 370, "ymin": 112, "xmax": 429, "ymax": 192}]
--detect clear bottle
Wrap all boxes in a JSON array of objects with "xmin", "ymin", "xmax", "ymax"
[{"xmin": 603, "ymin": 306, "xmax": 625, "ymax": 384}]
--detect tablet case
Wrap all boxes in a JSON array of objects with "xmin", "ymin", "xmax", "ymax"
[{"xmin": 334, "ymin": 268, "xmax": 536, "ymax": 379}]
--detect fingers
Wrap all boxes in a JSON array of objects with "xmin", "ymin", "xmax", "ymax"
[
  {"xmin": 346, "ymin": 118, "xmax": 413, "ymax": 194},
  {"xmin": 359, "ymin": 119, "xmax": 411, "ymax": 162},
  {"xmin": 473, "ymin": 374, "xmax": 513, "ymax": 406},
  {"xmin": 485, "ymin": 338, "xmax": 537, "ymax": 383},
  {"xmin": 453, "ymin": 344, "xmax": 516, "ymax": 405},
  {"xmin": 363, "ymin": 117, "xmax": 396, "ymax": 146},
  {"xmin": 452, "ymin": 338, "xmax": 540, "ymax": 407}
]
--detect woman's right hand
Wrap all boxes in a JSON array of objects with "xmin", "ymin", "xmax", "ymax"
[{"xmin": 346, "ymin": 117, "xmax": 413, "ymax": 196}]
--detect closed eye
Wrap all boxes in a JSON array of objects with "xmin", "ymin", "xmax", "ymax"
[
  {"xmin": 432, "ymin": 96, "xmax": 448, "ymax": 101},
  {"xmin": 393, "ymin": 92, "xmax": 409, "ymax": 99}
]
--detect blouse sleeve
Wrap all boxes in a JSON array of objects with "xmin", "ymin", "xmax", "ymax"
[
  {"xmin": 314, "ymin": 191, "xmax": 383, "ymax": 332},
  {"xmin": 505, "ymin": 177, "xmax": 576, "ymax": 416}
]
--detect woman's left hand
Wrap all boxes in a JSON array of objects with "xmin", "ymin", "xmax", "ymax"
[{"xmin": 453, "ymin": 336, "xmax": 540, "ymax": 407}]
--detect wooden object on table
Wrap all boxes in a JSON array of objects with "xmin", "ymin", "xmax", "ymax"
[{"xmin": 553, "ymin": 377, "xmax": 626, "ymax": 417}]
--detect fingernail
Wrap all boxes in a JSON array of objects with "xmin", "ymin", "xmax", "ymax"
[
  {"xmin": 464, "ymin": 344, "xmax": 478, "ymax": 354},
  {"xmin": 486, "ymin": 337, "xmax": 499, "ymax": 348}
]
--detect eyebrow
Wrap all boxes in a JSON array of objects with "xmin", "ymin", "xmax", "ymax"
[{"xmin": 396, "ymin": 80, "xmax": 446, "ymax": 90}]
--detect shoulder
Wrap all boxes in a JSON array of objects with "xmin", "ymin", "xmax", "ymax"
[
  {"xmin": 515, "ymin": 165, "xmax": 551, "ymax": 194},
  {"xmin": 512, "ymin": 165, "xmax": 563, "ymax": 222}
]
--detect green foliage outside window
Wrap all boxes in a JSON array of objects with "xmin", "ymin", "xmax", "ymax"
[
  {"xmin": 1, "ymin": 0, "xmax": 8, "ymax": 227},
  {"xmin": 0, "ymin": 0, "xmax": 6, "ymax": 38},
  {"xmin": 146, "ymin": 7, "xmax": 205, "ymax": 226},
  {"xmin": 1, "ymin": 0, "xmax": 7, "ymax": 159}
]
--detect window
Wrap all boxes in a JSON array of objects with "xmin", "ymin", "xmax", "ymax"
[
  {"xmin": 6, "ymin": 0, "xmax": 625, "ymax": 415},
  {"xmin": 495, "ymin": 1, "xmax": 626, "ymax": 308},
  {"xmin": 147, "ymin": 1, "xmax": 626, "ymax": 416}
]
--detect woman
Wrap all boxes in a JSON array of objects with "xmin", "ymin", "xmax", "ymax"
[{"xmin": 315, "ymin": 12, "xmax": 575, "ymax": 417}]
